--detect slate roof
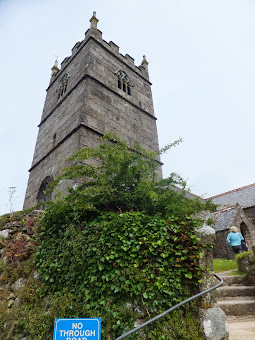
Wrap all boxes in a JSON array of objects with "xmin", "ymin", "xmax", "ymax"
[
  {"xmin": 207, "ymin": 183, "xmax": 255, "ymax": 208},
  {"xmin": 171, "ymin": 185, "xmax": 206, "ymax": 203},
  {"xmin": 211, "ymin": 206, "xmax": 238, "ymax": 232}
]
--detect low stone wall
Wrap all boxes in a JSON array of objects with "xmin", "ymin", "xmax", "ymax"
[
  {"xmin": 237, "ymin": 251, "xmax": 255, "ymax": 284},
  {"xmin": 196, "ymin": 224, "xmax": 229, "ymax": 340},
  {"xmin": 0, "ymin": 210, "xmax": 43, "ymax": 334},
  {"xmin": 213, "ymin": 230, "xmax": 235, "ymax": 260}
]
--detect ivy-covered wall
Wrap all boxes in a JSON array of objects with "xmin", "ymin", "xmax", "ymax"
[{"xmin": 0, "ymin": 211, "xmax": 229, "ymax": 340}]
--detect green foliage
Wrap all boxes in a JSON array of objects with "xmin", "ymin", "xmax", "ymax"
[
  {"xmin": 32, "ymin": 134, "xmax": 216, "ymax": 338},
  {"xmin": 0, "ymin": 277, "xmax": 202, "ymax": 339},
  {"xmin": 35, "ymin": 211, "xmax": 202, "ymax": 300},
  {"xmin": 0, "ymin": 214, "xmax": 9, "ymax": 227},
  {"xmin": 230, "ymin": 270, "xmax": 246, "ymax": 276},
  {"xmin": 236, "ymin": 249, "xmax": 253, "ymax": 261},
  {"xmin": 34, "ymin": 210, "xmax": 205, "ymax": 337},
  {"xmin": 0, "ymin": 211, "xmax": 27, "ymax": 227},
  {"xmin": 140, "ymin": 306, "xmax": 204, "ymax": 340},
  {"xmin": 48, "ymin": 133, "xmax": 216, "ymax": 216}
]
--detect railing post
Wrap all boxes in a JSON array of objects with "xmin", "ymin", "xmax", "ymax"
[{"xmin": 195, "ymin": 223, "xmax": 229, "ymax": 340}]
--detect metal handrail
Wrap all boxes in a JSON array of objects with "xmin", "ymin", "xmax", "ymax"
[{"xmin": 115, "ymin": 273, "xmax": 223, "ymax": 340}]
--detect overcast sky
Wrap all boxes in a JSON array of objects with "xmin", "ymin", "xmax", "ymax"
[{"xmin": 1, "ymin": 0, "xmax": 255, "ymax": 214}]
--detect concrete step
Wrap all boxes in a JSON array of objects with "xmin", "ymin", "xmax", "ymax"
[
  {"xmin": 219, "ymin": 274, "xmax": 246, "ymax": 286},
  {"xmin": 218, "ymin": 299, "xmax": 255, "ymax": 315},
  {"xmin": 216, "ymin": 285, "xmax": 255, "ymax": 299},
  {"xmin": 219, "ymin": 296, "xmax": 255, "ymax": 301}
]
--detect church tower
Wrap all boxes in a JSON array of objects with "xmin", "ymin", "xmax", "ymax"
[{"xmin": 23, "ymin": 12, "xmax": 162, "ymax": 209}]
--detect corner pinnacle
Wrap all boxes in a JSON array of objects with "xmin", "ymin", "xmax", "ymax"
[
  {"xmin": 51, "ymin": 58, "xmax": 59, "ymax": 75},
  {"xmin": 90, "ymin": 11, "xmax": 99, "ymax": 30},
  {"xmin": 141, "ymin": 55, "xmax": 149, "ymax": 67}
]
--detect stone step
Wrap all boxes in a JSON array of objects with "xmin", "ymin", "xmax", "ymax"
[
  {"xmin": 218, "ymin": 299, "xmax": 255, "ymax": 315},
  {"xmin": 216, "ymin": 285, "xmax": 255, "ymax": 299},
  {"xmin": 219, "ymin": 296, "xmax": 255, "ymax": 301},
  {"xmin": 219, "ymin": 274, "xmax": 245, "ymax": 286}
]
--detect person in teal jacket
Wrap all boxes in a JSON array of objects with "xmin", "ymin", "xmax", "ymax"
[{"xmin": 226, "ymin": 226, "xmax": 244, "ymax": 254}]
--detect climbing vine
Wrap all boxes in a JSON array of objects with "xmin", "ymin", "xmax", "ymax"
[{"xmin": 33, "ymin": 134, "xmax": 215, "ymax": 338}]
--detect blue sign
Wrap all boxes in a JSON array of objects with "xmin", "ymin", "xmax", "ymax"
[{"xmin": 53, "ymin": 318, "xmax": 101, "ymax": 340}]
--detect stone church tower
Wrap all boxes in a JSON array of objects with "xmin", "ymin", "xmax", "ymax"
[{"xmin": 23, "ymin": 12, "xmax": 162, "ymax": 209}]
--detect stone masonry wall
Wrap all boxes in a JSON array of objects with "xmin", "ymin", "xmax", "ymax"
[
  {"xmin": 24, "ymin": 132, "xmax": 80, "ymax": 209},
  {"xmin": 213, "ymin": 230, "xmax": 235, "ymax": 260}
]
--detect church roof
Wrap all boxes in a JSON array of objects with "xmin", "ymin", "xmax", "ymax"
[
  {"xmin": 171, "ymin": 185, "xmax": 206, "ymax": 203},
  {"xmin": 207, "ymin": 182, "xmax": 255, "ymax": 208},
  {"xmin": 211, "ymin": 206, "xmax": 238, "ymax": 231}
]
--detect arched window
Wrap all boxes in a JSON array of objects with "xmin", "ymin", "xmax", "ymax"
[
  {"xmin": 57, "ymin": 73, "xmax": 70, "ymax": 99},
  {"xmin": 37, "ymin": 175, "xmax": 54, "ymax": 209},
  {"xmin": 116, "ymin": 70, "xmax": 132, "ymax": 95}
]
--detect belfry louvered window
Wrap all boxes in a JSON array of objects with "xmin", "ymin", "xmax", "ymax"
[
  {"xmin": 116, "ymin": 70, "xmax": 132, "ymax": 95},
  {"xmin": 57, "ymin": 73, "xmax": 70, "ymax": 99}
]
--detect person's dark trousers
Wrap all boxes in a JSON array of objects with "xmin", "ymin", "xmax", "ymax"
[{"xmin": 232, "ymin": 245, "xmax": 242, "ymax": 254}]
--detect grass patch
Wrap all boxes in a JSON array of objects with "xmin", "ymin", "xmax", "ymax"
[
  {"xmin": 213, "ymin": 258, "xmax": 238, "ymax": 273},
  {"xmin": 230, "ymin": 270, "xmax": 245, "ymax": 276}
]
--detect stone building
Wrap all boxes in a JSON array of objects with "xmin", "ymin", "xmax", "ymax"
[
  {"xmin": 23, "ymin": 12, "xmax": 161, "ymax": 209},
  {"xmin": 208, "ymin": 183, "xmax": 255, "ymax": 259}
]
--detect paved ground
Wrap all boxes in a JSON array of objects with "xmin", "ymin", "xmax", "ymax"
[{"xmin": 227, "ymin": 315, "xmax": 255, "ymax": 340}]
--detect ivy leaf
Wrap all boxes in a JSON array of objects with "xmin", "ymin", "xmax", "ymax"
[
  {"xmin": 98, "ymin": 263, "xmax": 105, "ymax": 271},
  {"xmin": 185, "ymin": 272, "xmax": 193, "ymax": 279}
]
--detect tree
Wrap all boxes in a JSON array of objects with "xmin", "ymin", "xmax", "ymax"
[{"xmin": 48, "ymin": 133, "xmax": 214, "ymax": 216}]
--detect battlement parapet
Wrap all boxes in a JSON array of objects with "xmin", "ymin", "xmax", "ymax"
[
  {"xmin": 56, "ymin": 13, "xmax": 149, "ymax": 82},
  {"xmin": 71, "ymin": 41, "xmax": 81, "ymax": 54}
]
